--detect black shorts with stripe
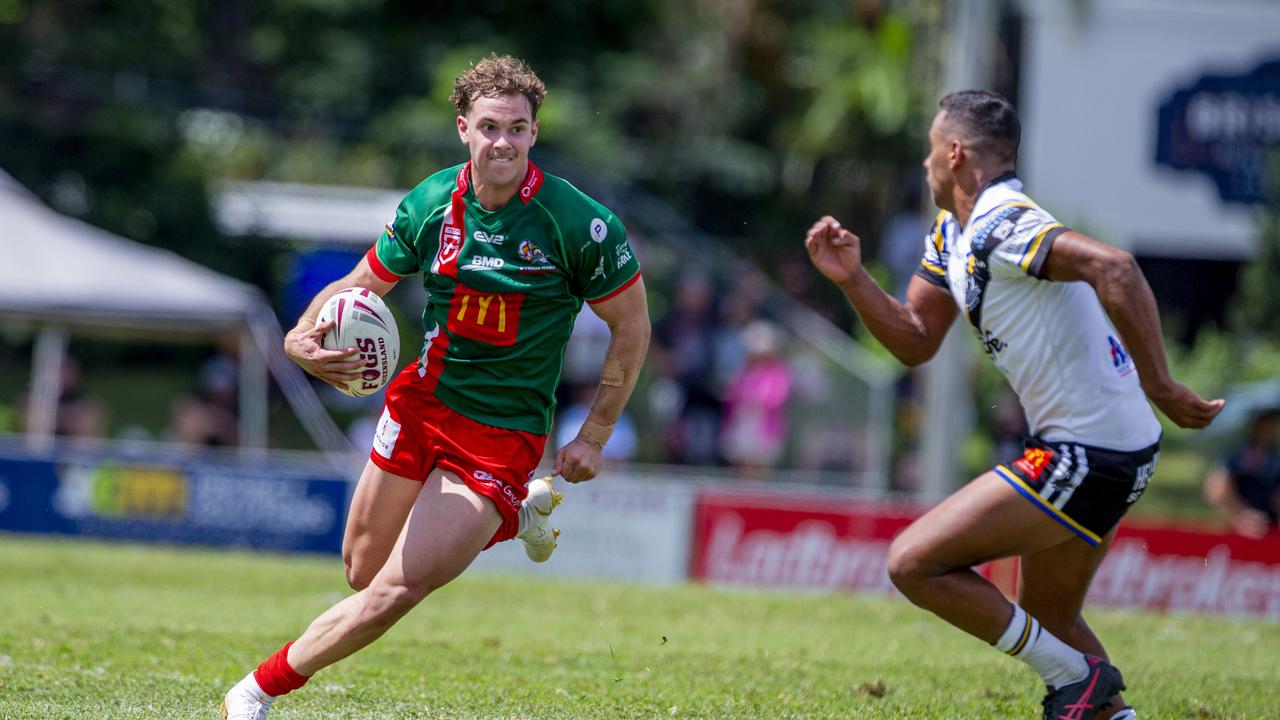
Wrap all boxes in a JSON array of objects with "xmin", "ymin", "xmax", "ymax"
[{"xmin": 994, "ymin": 436, "xmax": 1160, "ymax": 546}]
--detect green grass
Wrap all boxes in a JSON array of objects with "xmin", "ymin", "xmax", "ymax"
[{"xmin": 0, "ymin": 536, "xmax": 1276, "ymax": 719}]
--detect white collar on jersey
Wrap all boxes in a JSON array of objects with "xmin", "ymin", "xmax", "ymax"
[{"xmin": 963, "ymin": 171, "xmax": 1023, "ymax": 232}]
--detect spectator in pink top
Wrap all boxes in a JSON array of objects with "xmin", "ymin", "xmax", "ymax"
[{"xmin": 721, "ymin": 320, "xmax": 792, "ymax": 476}]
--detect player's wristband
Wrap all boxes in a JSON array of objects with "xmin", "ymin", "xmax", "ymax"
[{"xmin": 576, "ymin": 420, "xmax": 615, "ymax": 449}]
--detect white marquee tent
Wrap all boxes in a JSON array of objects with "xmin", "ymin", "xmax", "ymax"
[{"xmin": 0, "ymin": 169, "xmax": 352, "ymax": 464}]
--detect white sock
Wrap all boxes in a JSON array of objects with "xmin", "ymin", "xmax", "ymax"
[
  {"xmin": 1109, "ymin": 707, "xmax": 1136, "ymax": 720},
  {"xmin": 515, "ymin": 500, "xmax": 532, "ymax": 536},
  {"xmin": 992, "ymin": 603, "xmax": 1089, "ymax": 689}
]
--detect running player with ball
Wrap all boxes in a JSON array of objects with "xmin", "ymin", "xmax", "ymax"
[{"xmin": 222, "ymin": 54, "xmax": 650, "ymax": 719}]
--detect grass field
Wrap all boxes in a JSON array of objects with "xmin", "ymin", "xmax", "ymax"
[{"xmin": 0, "ymin": 535, "xmax": 1276, "ymax": 719}]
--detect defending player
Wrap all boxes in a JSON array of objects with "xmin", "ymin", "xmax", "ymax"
[
  {"xmin": 805, "ymin": 90, "xmax": 1222, "ymax": 720},
  {"xmin": 221, "ymin": 54, "xmax": 650, "ymax": 718}
]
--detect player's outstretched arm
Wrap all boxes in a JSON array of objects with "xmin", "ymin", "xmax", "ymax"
[
  {"xmin": 284, "ymin": 255, "xmax": 400, "ymax": 389},
  {"xmin": 804, "ymin": 215, "xmax": 957, "ymax": 366},
  {"xmin": 554, "ymin": 277, "xmax": 651, "ymax": 484},
  {"xmin": 1041, "ymin": 230, "xmax": 1224, "ymax": 428}
]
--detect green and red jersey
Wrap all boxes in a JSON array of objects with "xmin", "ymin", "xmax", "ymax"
[{"xmin": 366, "ymin": 161, "xmax": 641, "ymax": 435}]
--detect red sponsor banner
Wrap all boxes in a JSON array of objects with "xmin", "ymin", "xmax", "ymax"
[
  {"xmin": 690, "ymin": 491, "xmax": 1280, "ymax": 618},
  {"xmin": 689, "ymin": 492, "xmax": 919, "ymax": 593},
  {"xmin": 1089, "ymin": 523, "xmax": 1280, "ymax": 619}
]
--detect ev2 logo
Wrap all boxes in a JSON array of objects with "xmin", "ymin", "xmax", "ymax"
[{"xmin": 473, "ymin": 230, "xmax": 505, "ymax": 245}]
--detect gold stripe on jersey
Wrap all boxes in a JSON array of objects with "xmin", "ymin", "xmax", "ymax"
[
  {"xmin": 932, "ymin": 210, "xmax": 948, "ymax": 254},
  {"xmin": 920, "ymin": 258, "xmax": 946, "ymax": 276},
  {"xmin": 1019, "ymin": 222, "xmax": 1064, "ymax": 272}
]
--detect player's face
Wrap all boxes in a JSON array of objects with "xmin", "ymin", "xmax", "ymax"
[
  {"xmin": 923, "ymin": 112, "xmax": 956, "ymax": 211},
  {"xmin": 458, "ymin": 94, "xmax": 538, "ymax": 188}
]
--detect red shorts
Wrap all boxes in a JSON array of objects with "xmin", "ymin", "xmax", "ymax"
[{"xmin": 368, "ymin": 363, "xmax": 548, "ymax": 547}]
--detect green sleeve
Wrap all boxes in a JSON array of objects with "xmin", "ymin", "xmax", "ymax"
[
  {"xmin": 372, "ymin": 197, "xmax": 422, "ymax": 278},
  {"xmin": 570, "ymin": 212, "xmax": 640, "ymax": 302}
]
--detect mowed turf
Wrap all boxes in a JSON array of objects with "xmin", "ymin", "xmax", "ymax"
[{"xmin": 0, "ymin": 535, "xmax": 1275, "ymax": 719}]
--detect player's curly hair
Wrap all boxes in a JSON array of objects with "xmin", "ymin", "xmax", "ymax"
[{"xmin": 450, "ymin": 53, "xmax": 547, "ymax": 119}]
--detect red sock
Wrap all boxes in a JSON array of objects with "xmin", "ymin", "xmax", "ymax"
[{"xmin": 252, "ymin": 641, "xmax": 310, "ymax": 697}]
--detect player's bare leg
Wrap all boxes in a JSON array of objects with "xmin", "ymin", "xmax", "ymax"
[
  {"xmin": 341, "ymin": 462, "xmax": 423, "ymax": 589},
  {"xmin": 222, "ymin": 469, "xmax": 500, "ymax": 718},
  {"xmin": 290, "ymin": 468, "xmax": 500, "ymax": 673},
  {"xmin": 887, "ymin": 471, "xmax": 1125, "ymax": 718},
  {"xmin": 1021, "ymin": 529, "xmax": 1131, "ymax": 718},
  {"xmin": 887, "ymin": 471, "xmax": 1074, "ymax": 639}
]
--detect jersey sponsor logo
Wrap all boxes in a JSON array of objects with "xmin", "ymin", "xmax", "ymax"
[
  {"xmin": 591, "ymin": 257, "xmax": 606, "ymax": 280},
  {"xmin": 1013, "ymin": 447, "xmax": 1055, "ymax": 482},
  {"xmin": 976, "ymin": 328, "xmax": 1007, "ymax": 359},
  {"xmin": 615, "ymin": 243, "xmax": 634, "ymax": 269},
  {"xmin": 470, "ymin": 469, "xmax": 520, "ymax": 510},
  {"xmin": 473, "ymin": 230, "xmax": 505, "ymax": 245},
  {"xmin": 447, "ymin": 284, "xmax": 525, "ymax": 347},
  {"xmin": 384, "ymin": 222, "xmax": 398, "ymax": 240},
  {"xmin": 518, "ymin": 162, "xmax": 544, "ymax": 202},
  {"xmin": 518, "ymin": 239, "xmax": 550, "ymax": 264},
  {"xmin": 1108, "ymin": 335, "xmax": 1135, "ymax": 377},
  {"xmin": 461, "ymin": 255, "xmax": 505, "ymax": 271},
  {"xmin": 373, "ymin": 408, "xmax": 401, "ymax": 459},
  {"xmin": 1127, "ymin": 452, "xmax": 1158, "ymax": 503},
  {"xmin": 972, "ymin": 205, "xmax": 1028, "ymax": 251},
  {"xmin": 590, "ymin": 217, "xmax": 608, "ymax": 243}
]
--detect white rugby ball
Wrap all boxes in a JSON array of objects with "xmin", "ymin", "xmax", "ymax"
[{"xmin": 315, "ymin": 287, "xmax": 401, "ymax": 397}]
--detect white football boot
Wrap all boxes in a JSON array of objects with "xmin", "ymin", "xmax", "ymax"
[
  {"xmin": 516, "ymin": 475, "xmax": 563, "ymax": 562},
  {"xmin": 220, "ymin": 672, "xmax": 274, "ymax": 719}
]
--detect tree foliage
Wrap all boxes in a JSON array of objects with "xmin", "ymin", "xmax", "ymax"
[{"xmin": 0, "ymin": 0, "xmax": 940, "ymax": 283}]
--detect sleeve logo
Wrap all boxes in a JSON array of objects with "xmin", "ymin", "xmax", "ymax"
[{"xmin": 590, "ymin": 218, "xmax": 608, "ymax": 243}]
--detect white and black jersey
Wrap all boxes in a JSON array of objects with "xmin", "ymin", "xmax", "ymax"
[{"xmin": 914, "ymin": 173, "xmax": 1162, "ymax": 453}]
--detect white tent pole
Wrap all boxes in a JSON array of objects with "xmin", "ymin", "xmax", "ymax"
[
  {"xmin": 27, "ymin": 325, "xmax": 68, "ymax": 451},
  {"xmin": 239, "ymin": 325, "xmax": 268, "ymax": 450}
]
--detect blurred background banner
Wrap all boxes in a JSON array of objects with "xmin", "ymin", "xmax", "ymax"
[{"xmin": 1, "ymin": 0, "xmax": 1279, "ymax": 604}]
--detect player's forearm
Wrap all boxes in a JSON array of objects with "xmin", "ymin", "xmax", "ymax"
[
  {"xmin": 1091, "ymin": 255, "xmax": 1175, "ymax": 395},
  {"xmin": 838, "ymin": 267, "xmax": 934, "ymax": 366},
  {"xmin": 578, "ymin": 315, "xmax": 650, "ymax": 445}
]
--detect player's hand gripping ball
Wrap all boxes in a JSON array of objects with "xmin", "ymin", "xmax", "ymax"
[{"xmin": 315, "ymin": 288, "xmax": 401, "ymax": 397}]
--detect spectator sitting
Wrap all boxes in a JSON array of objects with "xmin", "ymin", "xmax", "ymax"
[{"xmin": 1203, "ymin": 408, "xmax": 1280, "ymax": 539}]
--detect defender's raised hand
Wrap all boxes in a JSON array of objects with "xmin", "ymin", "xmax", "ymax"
[{"xmin": 805, "ymin": 215, "xmax": 865, "ymax": 286}]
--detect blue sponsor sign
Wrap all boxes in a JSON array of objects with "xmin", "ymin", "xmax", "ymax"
[
  {"xmin": 0, "ymin": 446, "xmax": 350, "ymax": 554},
  {"xmin": 1155, "ymin": 58, "xmax": 1280, "ymax": 204}
]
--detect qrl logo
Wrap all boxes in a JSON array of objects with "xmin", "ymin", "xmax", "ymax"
[
  {"xmin": 439, "ymin": 227, "xmax": 463, "ymax": 265},
  {"xmin": 356, "ymin": 337, "xmax": 388, "ymax": 389},
  {"xmin": 448, "ymin": 286, "xmax": 525, "ymax": 347}
]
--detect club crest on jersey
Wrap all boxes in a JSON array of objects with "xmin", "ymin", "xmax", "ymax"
[
  {"xmin": 1013, "ymin": 447, "xmax": 1055, "ymax": 482},
  {"xmin": 1108, "ymin": 335, "xmax": 1135, "ymax": 377}
]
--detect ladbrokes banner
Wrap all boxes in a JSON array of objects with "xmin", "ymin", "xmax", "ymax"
[{"xmin": 690, "ymin": 490, "xmax": 1280, "ymax": 618}]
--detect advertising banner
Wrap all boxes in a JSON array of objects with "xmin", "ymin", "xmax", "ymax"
[
  {"xmin": 0, "ymin": 451, "xmax": 349, "ymax": 554},
  {"xmin": 689, "ymin": 491, "xmax": 920, "ymax": 593},
  {"xmin": 690, "ymin": 490, "xmax": 1280, "ymax": 618},
  {"xmin": 1091, "ymin": 524, "xmax": 1280, "ymax": 619},
  {"xmin": 473, "ymin": 473, "xmax": 696, "ymax": 584}
]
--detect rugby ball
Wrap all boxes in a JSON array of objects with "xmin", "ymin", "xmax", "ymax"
[{"xmin": 315, "ymin": 287, "xmax": 401, "ymax": 397}]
